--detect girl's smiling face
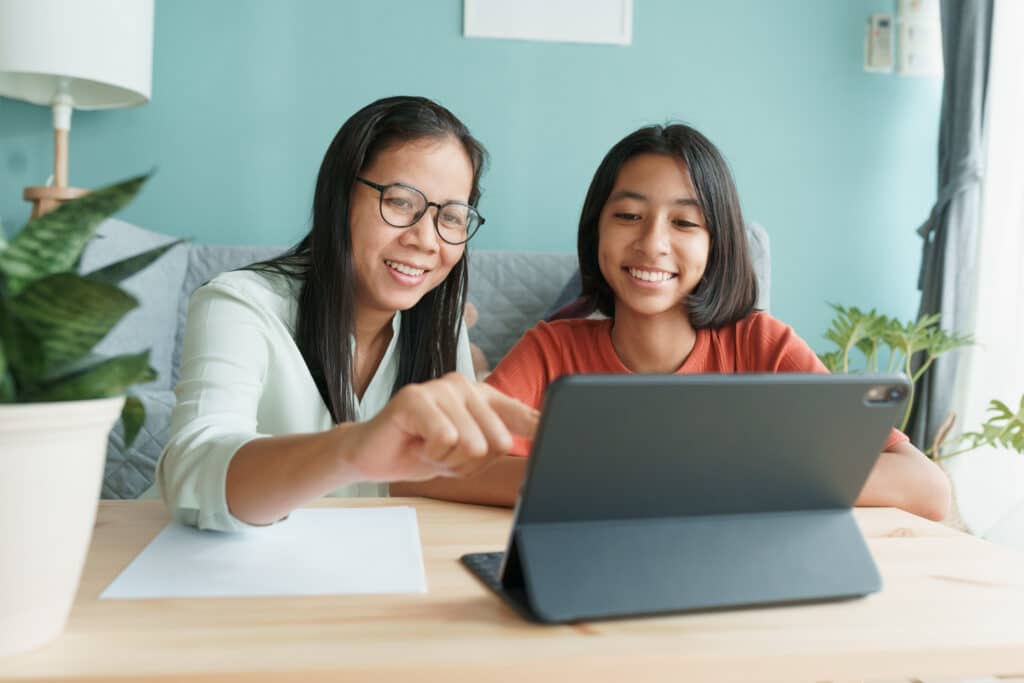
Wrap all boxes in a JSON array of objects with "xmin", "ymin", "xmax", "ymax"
[{"xmin": 597, "ymin": 153, "xmax": 711, "ymax": 321}]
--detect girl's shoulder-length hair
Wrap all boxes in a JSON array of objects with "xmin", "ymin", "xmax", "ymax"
[{"xmin": 577, "ymin": 123, "xmax": 758, "ymax": 328}]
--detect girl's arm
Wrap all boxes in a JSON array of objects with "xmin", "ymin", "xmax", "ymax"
[
  {"xmin": 742, "ymin": 314, "xmax": 952, "ymax": 521},
  {"xmin": 390, "ymin": 455, "xmax": 525, "ymax": 507},
  {"xmin": 856, "ymin": 439, "xmax": 951, "ymax": 521}
]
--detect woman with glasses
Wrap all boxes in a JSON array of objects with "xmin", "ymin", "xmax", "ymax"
[{"xmin": 157, "ymin": 96, "xmax": 537, "ymax": 531}]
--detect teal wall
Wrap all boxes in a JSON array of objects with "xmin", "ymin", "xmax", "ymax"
[{"xmin": 0, "ymin": 0, "xmax": 940, "ymax": 350}]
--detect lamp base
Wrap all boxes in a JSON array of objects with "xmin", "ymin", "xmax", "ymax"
[{"xmin": 24, "ymin": 186, "xmax": 89, "ymax": 219}]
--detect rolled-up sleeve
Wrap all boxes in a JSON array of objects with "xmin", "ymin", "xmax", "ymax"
[{"xmin": 156, "ymin": 282, "xmax": 273, "ymax": 532}]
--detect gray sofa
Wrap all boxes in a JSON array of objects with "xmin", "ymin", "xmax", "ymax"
[{"xmin": 81, "ymin": 219, "xmax": 770, "ymax": 499}]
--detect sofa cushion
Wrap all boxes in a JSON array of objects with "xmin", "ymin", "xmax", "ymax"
[
  {"xmin": 465, "ymin": 250, "xmax": 578, "ymax": 366},
  {"xmin": 102, "ymin": 388, "xmax": 176, "ymax": 499},
  {"xmin": 78, "ymin": 219, "xmax": 189, "ymax": 390},
  {"xmin": 747, "ymin": 222, "xmax": 771, "ymax": 311}
]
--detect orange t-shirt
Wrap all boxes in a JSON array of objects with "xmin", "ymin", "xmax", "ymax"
[{"xmin": 485, "ymin": 311, "xmax": 909, "ymax": 456}]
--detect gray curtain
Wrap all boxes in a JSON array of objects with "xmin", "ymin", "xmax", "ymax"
[{"xmin": 908, "ymin": 0, "xmax": 993, "ymax": 449}]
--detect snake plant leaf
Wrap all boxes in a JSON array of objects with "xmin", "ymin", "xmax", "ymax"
[
  {"xmin": 22, "ymin": 351, "xmax": 156, "ymax": 402},
  {"xmin": 0, "ymin": 339, "xmax": 13, "ymax": 402},
  {"xmin": 9, "ymin": 273, "xmax": 138, "ymax": 373},
  {"xmin": 84, "ymin": 239, "xmax": 186, "ymax": 286},
  {"xmin": 0, "ymin": 174, "xmax": 149, "ymax": 294},
  {"xmin": 120, "ymin": 394, "xmax": 145, "ymax": 447},
  {"xmin": 0, "ymin": 300, "xmax": 45, "ymax": 383}
]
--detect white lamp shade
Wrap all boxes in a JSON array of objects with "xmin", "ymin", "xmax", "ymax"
[{"xmin": 0, "ymin": 0, "xmax": 153, "ymax": 109}]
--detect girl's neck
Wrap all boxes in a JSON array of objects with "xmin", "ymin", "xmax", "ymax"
[{"xmin": 610, "ymin": 306, "xmax": 697, "ymax": 374}]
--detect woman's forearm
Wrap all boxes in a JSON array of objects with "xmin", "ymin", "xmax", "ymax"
[
  {"xmin": 391, "ymin": 455, "xmax": 527, "ymax": 507},
  {"xmin": 225, "ymin": 377, "xmax": 538, "ymax": 524},
  {"xmin": 225, "ymin": 424, "xmax": 359, "ymax": 526}
]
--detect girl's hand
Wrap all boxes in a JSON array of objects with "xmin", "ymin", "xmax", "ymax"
[{"xmin": 342, "ymin": 373, "xmax": 539, "ymax": 482}]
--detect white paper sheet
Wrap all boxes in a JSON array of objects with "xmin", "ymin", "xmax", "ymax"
[{"xmin": 101, "ymin": 507, "xmax": 427, "ymax": 599}]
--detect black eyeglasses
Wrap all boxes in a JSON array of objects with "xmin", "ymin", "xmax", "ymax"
[{"xmin": 356, "ymin": 177, "xmax": 485, "ymax": 245}]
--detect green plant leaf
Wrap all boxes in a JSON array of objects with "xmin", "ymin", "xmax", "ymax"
[
  {"xmin": 882, "ymin": 315, "xmax": 944, "ymax": 374},
  {"xmin": 0, "ymin": 338, "xmax": 13, "ymax": 402},
  {"xmin": 83, "ymin": 239, "xmax": 186, "ymax": 286},
  {"xmin": 958, "ymin": 397, "xmax": 1024, "ymax": 455},
  {"xmin": 925, "ymin": 327, "xmax": 974, "ymax": 359},
  {"xmin": 0, "ymin": 174, "xmax": 150, "ymax": 294},
  {"xmin": 22, "ymin": 351, "xmax": 156, "ymax": 402},
  {"xmin": 854, "ymin": 313, "xmax": 889, "ymax": 372},
  {"xmin": 822, "ymin": 304, "xmax": 886, "ymax": 372},
  {"xmin": 0, "ymin": 299, "xmax": 45, "ymax": 384},
  {"xmin": 818, "ymin": 350, "xmax": 843, "ymax": 373},
  {"xmin": 822, "ymin": 305, "xmax": 979, "ymax": 442},
  {"xmin": 121, "ymin": 394, "xmax": 145, "ymax": 448},
  {"xmin": 8, "ymin": 273, "xmax": 138, "ymax": 373},
  {"xmin": 991, "ymin": 400, "xmax": 1013, "ymax": 418}
]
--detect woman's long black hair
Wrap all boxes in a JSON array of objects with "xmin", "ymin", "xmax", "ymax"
[{"xmin": 248, "ymin": 96, "xmax": 487, "ymax": 423}]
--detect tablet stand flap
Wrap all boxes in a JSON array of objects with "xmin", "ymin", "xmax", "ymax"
[{"xmin": 507, "ymin": 508, "xmax": 881, "ymax": 624}]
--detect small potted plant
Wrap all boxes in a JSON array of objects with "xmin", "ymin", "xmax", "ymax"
[
  {"xmin": 819, "ymin": 303, "xmax": 1022, "ymax": 459},
  {"xmin": 0, "ymin": 174, "xmax": 178, "ymax": 656}
]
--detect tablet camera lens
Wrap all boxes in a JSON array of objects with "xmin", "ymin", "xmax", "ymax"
[{"xmin": 865, "ymin": 386, "xmax": 903, "ymax": 404}]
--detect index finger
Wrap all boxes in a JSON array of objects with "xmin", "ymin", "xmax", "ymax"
[{"xmin": 478, "ymin": 383, "xmax": 540, "ymax": 440}]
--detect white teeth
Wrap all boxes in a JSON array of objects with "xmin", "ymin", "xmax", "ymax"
[
  {"xmin": 628, "ymin": 268, "xmax": 674, "ymax": 282},
  {"xmin": 386, "ymin": 260, "xmax": 425, "ymax": 277}
]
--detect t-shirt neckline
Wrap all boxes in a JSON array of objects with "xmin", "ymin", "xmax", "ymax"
[{"xmin": 598, "ymin": 318, "xmax": 709, "ymax": 374}]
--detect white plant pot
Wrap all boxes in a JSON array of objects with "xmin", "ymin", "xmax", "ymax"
[{"xmin": 0, "ymin": 396, "xmax": 124, "ymax": 657}]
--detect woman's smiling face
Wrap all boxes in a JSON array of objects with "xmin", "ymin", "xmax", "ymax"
[
  {"xmin": 348, "ymin": 136, "xmax": 473, "ymax": 317},
  {"xmin": 597, "ymin": 153, "xmax": 711, "ymax": 320}
]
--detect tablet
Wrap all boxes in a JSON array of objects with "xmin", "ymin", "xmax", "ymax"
[{"xmin": 462, "ymin": 373, "xmax": 910, "ymax": 623}]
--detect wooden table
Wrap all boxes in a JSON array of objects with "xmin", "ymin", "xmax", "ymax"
[{"xmin": 2, "ymin": 499, "xmax": 1024, "ymax": 682}]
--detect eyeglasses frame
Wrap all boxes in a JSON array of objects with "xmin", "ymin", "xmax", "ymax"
[{"xmin": 355, "ymin": 176, "xmax": 485, "ymax": 245}]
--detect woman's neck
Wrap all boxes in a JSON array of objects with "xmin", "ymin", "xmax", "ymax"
[
  {"xmin": 351, "ymin": 307, "xmax": 396, "ymax": 399},
  {"xmin": 353, "ymin": 307, "xmax": 394, "ymax": 346},
  {"xmin": 610, "ymin": 306, "xmax": 697, "ymax": 374}
]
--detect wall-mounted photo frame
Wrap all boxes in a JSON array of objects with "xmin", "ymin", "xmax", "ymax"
[{"xmin": 464, "ymin": 0, "xmax": 632, "ymax": 46}]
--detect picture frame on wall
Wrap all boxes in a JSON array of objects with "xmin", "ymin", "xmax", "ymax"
[{"xmin": 463, "ymin": 0, "xmax": 633, "ymax": 46}]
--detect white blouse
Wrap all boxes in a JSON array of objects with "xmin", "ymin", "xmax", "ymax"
[{"xmin": 154, "ymin": 269, "xmax": 475, "ymax": 532}]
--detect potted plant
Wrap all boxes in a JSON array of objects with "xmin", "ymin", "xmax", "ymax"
[
  {"xmin": 0, "ymin": 174, "xmax": 178, "ymax": 656},
  {"xmin": 819, "ymin": 304, "xmax": 1023, "ymax": 459}
]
